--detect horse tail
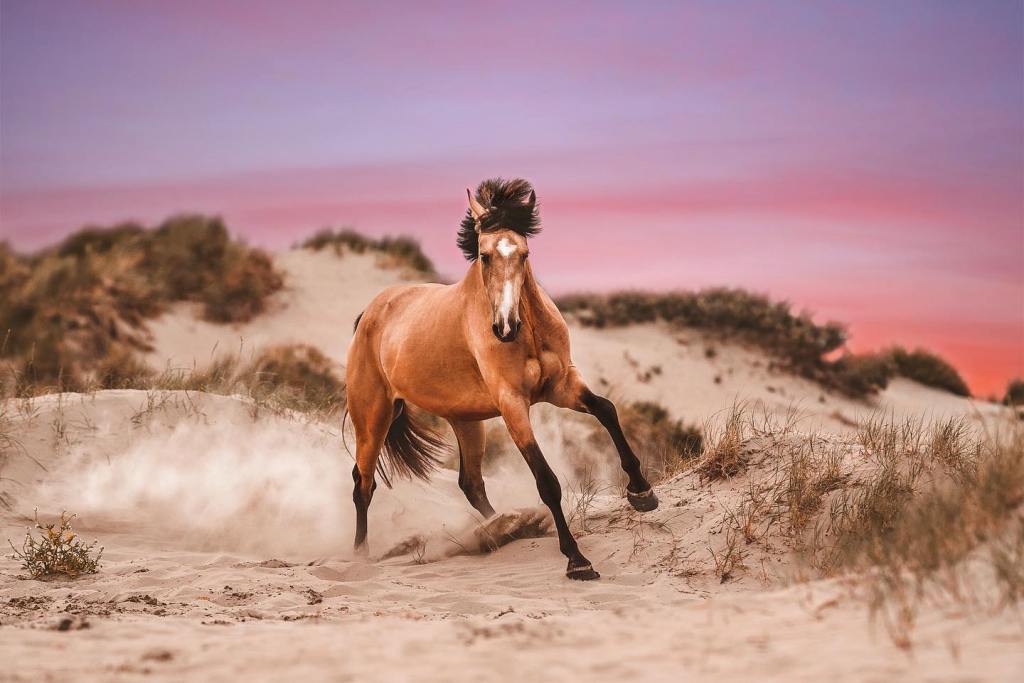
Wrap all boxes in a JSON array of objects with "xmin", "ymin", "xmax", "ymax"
[{"xmin": 378, "ymin": 399, "xmax": 446, "ymax": 486}]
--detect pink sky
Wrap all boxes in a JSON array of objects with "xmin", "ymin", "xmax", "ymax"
[{"xmin": 1, "ymin": 1, "xmax": 1021, "ymax": 395}]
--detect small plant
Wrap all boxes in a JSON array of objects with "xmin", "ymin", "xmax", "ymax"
[
  {"xmin": 696, "ymin": 402, "xmax": 750, "ymax": 482},
  {"xmin": 9, "ymin": 509, "xmax": 103, "ymax": 579}
]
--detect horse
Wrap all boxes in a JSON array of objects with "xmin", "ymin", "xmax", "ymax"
[{"xmin": 345, "ymin": 178, "xmax": 658, "ymax": 580}]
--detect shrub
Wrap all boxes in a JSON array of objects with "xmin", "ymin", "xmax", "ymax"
[
  {"xmin": 1004, "ymin": 378, "xmax": 1024, "ymax": 407},
  {"xmin": 557, "ymin": 289, "xmax": 849, "ymax": 390},
  {"xmin": 0, "ymin": 217, "xmax": 284, "ymax": 394},
  {"xmin": 245, "ymin": 344, "xmax": 346, "ymax": 414},
  {"xmin": 301, "ymin": 228, "xmax": 436, "ymax": 275},
  {"xmin": 828, "ymin": 352, "xmax": 896, "ymax": 397},
  {"xmin": 887, "ymin": 347, "xmax": 970, "ymax": 397},
  {"xmin": 8, "ymin": 510, "xmax": 103, "ymax": 579},
  {"xmin": 557, "ymin": 290, "xmax": 972, "ymax": 400},
  {"xmin": 149, "ymin": 344, "xmax": 346, "ymax": 418},
  {"xmin": 626, "ymin": 401, "xmax": 703, "ymax": 458}
]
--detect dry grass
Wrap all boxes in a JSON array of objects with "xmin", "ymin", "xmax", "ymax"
[
  {"xmin": 696, "ymin": 409, "xmax": 1022, "ymax": 644},
  {"xmin": 778, "ymin": 415, "xmax": 1024, "ymax": 644},
  {"xmin": 695, "ymin": 402, "xmax": 751, "ymax": 482},
  {"xmin": 566, "ymin": 464, "xmax": 604, "ymax": 535}
]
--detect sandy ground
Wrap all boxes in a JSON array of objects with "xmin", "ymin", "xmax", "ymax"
[
  {"xmin": 2, "ymin": 250, "xmax": 1021, "ymax": 681},
  {"xmin": 2, "ymin": 391, "xmax": 1021, "ymax": 682}
]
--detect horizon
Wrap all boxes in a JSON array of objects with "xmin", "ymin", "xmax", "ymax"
[{"xmin": 1, "ymin": 1, "xmax": 1022, "ymax": 396}]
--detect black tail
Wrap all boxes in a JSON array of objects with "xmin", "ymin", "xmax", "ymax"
[{"xmin": 378, "ymin": 399, "xmax": 447, "ymax": 487}]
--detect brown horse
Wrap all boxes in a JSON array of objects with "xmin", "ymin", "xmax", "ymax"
[{"xmin": 345, "ymin": 178, "xmax": 658, "ymax": 580}]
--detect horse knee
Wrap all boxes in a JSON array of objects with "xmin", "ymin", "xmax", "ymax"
[{"xmin": 581, "ymin": 390, "xmax": 616, "ymax": 421}]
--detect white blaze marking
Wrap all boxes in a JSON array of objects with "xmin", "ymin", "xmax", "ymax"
[
  {"xmin": 497, "ymin": 237, "xmax": 518, "ymax": 257},
  {"xmin": 499, "ymin": 280, "xmax": 514, "ymax": 335}
]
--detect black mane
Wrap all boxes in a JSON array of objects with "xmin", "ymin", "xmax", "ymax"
[{"xmin": 457, "ymin": 178, "xmax": 541, "ymax": 261}]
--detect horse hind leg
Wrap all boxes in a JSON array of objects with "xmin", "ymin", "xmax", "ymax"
[
  {"xmin": 348, "ymin": 384, "xmax": 392, "ymax": 555},
  {"xmin": 449, "ymin": 419, "xmax": 496, "ymax": 518}
]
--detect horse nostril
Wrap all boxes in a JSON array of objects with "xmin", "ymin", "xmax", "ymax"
[{"xmin": 492, "ymin": 323, "xmax": 502, "ymax": 339}]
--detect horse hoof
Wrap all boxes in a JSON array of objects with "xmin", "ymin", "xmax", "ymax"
[
  {"xmin": 627, "ymin": 488, "xmax": 659, "ymax": 512},
  {"xmin": 566, "ymin": 562, "xmax": 601, "ymax": 581}
]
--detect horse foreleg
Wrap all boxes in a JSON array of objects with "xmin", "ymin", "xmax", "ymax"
[
  {"xmin": 449, "ymin": 419, "xmax": 496, "ymax": 518},
  {"xmin": 499, "ymin": 394, "xmax": 599, "ymax": 580},
  {"xmin": 550, "ymin": 371, "xmax": 658, "ymax": 512}
]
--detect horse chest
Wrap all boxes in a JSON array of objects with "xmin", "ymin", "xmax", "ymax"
[{"xmin": 525, "ymin": 349, "xmax": 564, "ymax": 398}]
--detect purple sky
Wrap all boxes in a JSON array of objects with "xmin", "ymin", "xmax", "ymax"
[{"xmin": 1, "ymin": 1, "xmax": 1022, "ymax": 394}]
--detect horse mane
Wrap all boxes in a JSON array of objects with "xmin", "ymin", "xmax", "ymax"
[{"xmin": 457, "ymin": 178, "xmax": 541, "ymax": 261}]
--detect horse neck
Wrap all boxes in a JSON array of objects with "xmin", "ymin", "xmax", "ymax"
[{"xmin": 520, "ymin": 262, "xmax": 557, "ymax": 335}]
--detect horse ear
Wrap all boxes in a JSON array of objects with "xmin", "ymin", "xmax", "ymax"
[
  {"xmin": 526, "ymin": 189, "xmax": 536, "ymax": 210},
  {"xmin": 467, "ymin": 188, "xmax": 487, "ymax": 227}
]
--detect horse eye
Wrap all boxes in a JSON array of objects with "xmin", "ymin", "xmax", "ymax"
[{"xmin": 480, "ymin": 253, "xmax": 491, "ymax": 265}]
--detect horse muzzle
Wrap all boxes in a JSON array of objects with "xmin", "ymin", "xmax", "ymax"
[{"xmin": 492, "ymin": 320, "xmax": 522, "ymax": 343}]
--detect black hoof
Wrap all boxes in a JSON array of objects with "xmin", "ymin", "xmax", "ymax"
[
  {"xmin": 627, "ymin": 488, "xmax": 659, "ymax": 512},
  {"xmin": 566, "ymin": 561, "xmax": 601, "ymax": 581}
]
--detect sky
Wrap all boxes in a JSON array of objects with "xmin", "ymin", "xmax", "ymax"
[{"xmin": 1, "ymin": 0, "xmax": 1022, "ymax": 395}]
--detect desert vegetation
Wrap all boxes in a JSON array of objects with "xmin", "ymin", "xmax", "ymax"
[
  {"xmin": 0, "ymin": 216, "xmax": 283, "ymax": 394},
  {"xmin": 138, "ymin": 344, "xmax": 346, "ymax": 419},
  {"xmin": 1003, "ymin": 378, "xmax": 1024, "ymax": 407},
  {"xmin": 556, "ymin": 290, "xmax": 971, "ymax": 399},
  {"xmin": 683, "ymin": 404, "xmax": 1023, "ymax": 644},
  {"xmin": 300, "ymin": 228, "xmax": 436, "ymax": 276},
  {"xmin": 8, "ymin": 509, "xmax": 103, "ymax": 579}
]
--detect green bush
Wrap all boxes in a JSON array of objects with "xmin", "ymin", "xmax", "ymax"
[
  {"xmin": 888, "ymin": 347, "xmax": 970, "ymax": 397},
  {"xmin": 301, "ymin": 228, "xmax": 435, "ymax": 275},
  {"xmin": 1005, "ymin": 378, "xmax": 1024, "ymax": 407},
  {"xmin": 828, "ymin": 352, "xmax": 897, "ymax": 397}
]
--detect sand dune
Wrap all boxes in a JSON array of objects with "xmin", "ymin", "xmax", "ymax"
[{"xmin": 2, "ymin": 250, "xmax": 1020, "ymax": 681}]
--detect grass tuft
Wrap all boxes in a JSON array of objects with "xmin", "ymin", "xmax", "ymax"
[
  {"xmin": 9, "ymin": 509, "xmax": 103, "ymax": 580},
  {"xmin": 695, "ymin": 402, "xmax": 750, "ymax": 482}
]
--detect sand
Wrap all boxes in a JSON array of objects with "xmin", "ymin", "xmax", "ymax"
[{"xmin": 2, "ymin": 249, "xmax": 1020, "ymax": 681}]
